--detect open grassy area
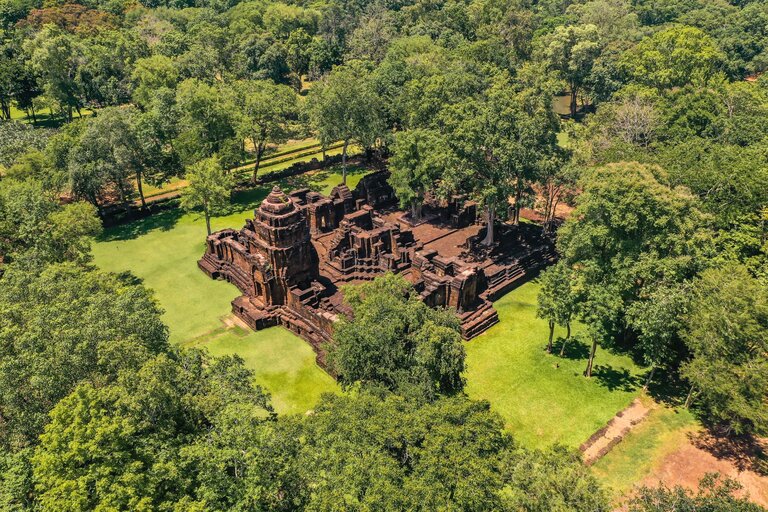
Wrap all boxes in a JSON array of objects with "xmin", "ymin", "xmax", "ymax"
[
  {"xmin": 186, "ymin": 324, "xmax": 337, "ymax": 415},
  {"xmin": 96, "ymin": 167, "xmax": 648, "ymax": 451},
  {"xmin": 92, "ymin": 167, "xmax": 367, "ymax": 413},
  {"xmin": 465, "ymin": 280, "xmax": 646, "ymax": 450}
]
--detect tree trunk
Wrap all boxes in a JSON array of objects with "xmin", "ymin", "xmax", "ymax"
[
  {"xmin": 684, "ymin": 384, "xmax": 696, "ymax": 408},
  {"xmin": 482, "ymin": 202, "xmax": 495, "ymax": 246},
  {"xmin": 30, "ymin": 105, "xmax": 37, "ymax": 125},
  {"xmin": 252, "ymin": 142, "xmax": 265, "ymax": 184},
  {"xmin": 341, "ymin": 138, "xmax": 349, "ymax": 184},
  {"xmin": 570, "ymin": 85, "xmax": 578, "ymax": 118},
  {"xmin": 547, "ymin": 319, "xmax": 554, "ymax": 353},
  {"xmin": 560, "ymin": 322, "xmax": 571, "ymax": 356},
  {"xmin": 584, "ymin": 338, "xmax": 597, "ymax": 377},
  {"xmin": 643, "ymin": 366, "xmax": 656, "ymax": 392},
  {"xmin": 411, "ymin": 199, "xmax": 422, "ymax": 221},
  {"xmin": 136, "ymin": 172, "xmax": 147, "ymax": 210},
  {"xmin": 513, "ymin": 182, "xmax": 522, "ymax": 225},
  {"xmin": 204, "ymin": 203, "xmax": 212, "ymax": 236}
]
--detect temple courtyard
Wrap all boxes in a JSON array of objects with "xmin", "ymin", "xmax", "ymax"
[{"xmin": 90, "ymin": 164, "xmax": 692, "ymax": 497}]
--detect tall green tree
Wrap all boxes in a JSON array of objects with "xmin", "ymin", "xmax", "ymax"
[
  {"xmin": 180, "ymin": 157, "xmax": 234, "ymax": 236},
  {"xmin": 681, "ymin": 264, "xmax": 768, "ymax": 435},
  {"xmin": 537, "ymin": 261, "xmax": 579, "ymax": 354},
  {"xmin": 0, "ymin": 263, "xmax": 169, "ymax": 449},
  {"xmin": 620, "ymin": 26, "xmax": 723, "ymax": 90},
  {"xmin": 130, "ymin": 54, "xmax": 179, "ymax": 109},
  {"xmin": 542, "ymin": 24, "xmax": 602, "ymax": 117},
  {"xmin": 32, "ymin": 351, "xmax": 272, "ymax": 511},
  {"xmin": 627, "ymin": 282, "xmax": 688, "ymax": 390},
  {"xmin": 389, "ymin": 128, "xmax": 456, "ymax": 220},
  {"xmin": 441, "ymin": 74, "xmax": 559, "ymax": 244},
  {"xmin": 556, "ymin": 162, "xmax": 704, "ymax": 377},
  {"xmin": 328, "ymin": 273, "xmax": 465, "ymax": 397},
  {"xmin": 0, "ymin": 178, "xmax": 100, "ymax": 267},
  {"xmin": 175, "ymin": 79, "xmax": 239, "ymax": 166},
  {"xmin": 24, "ymin": 26, "xmax": 85, "ymax": 120},
  {"xmin": 307, "ymin": 60, "xmax": 385, "ymax": 184},
  {"xmin": 231, "ymin": 79, "xmax": 299, "ymax": 183}
]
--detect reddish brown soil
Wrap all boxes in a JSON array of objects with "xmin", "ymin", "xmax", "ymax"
[{"xmin": 639, "ymin": 432, "xmax": 768, "ymax": 507}]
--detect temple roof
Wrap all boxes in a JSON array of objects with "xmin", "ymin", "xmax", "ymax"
[{"xmin": 259, "ymin": 185, "xmax": 296, "ymax": 215}]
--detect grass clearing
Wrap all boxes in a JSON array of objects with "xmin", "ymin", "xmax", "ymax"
[
  {"xmin": 465, "ymin": 280, "xmax": 646, "ymax": 450},
  {"xmin": 186, "ymin": 325, "xmax": 337, "ymax": 415},
  {"xmin": 92, "ymin": 167, "xmax": 365, "ymax": 413},
  {"xmin": 98, "ymin": 168, "xmax": 650, "ymax": 448}
]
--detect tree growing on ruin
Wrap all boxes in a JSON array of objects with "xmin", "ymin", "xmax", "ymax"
[
  {"xmin": 440, "ymin": 74, "xmax": 559, "ymax": 245},
  {"xmin": 389, "ymin": 128, "xmax": 457, "ymax": 220}
]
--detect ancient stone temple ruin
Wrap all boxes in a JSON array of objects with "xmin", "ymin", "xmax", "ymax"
[{"xmin": 199, "ymin": 171, "xmax": 554, "ymax": 360}]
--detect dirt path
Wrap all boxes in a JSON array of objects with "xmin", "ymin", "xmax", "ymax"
[
  {"xmin": 640, "ymin": 432, "xmax": 768, "ymax": 507},
  {"xmin": 581, "ymin": 398, "xmax": 653, "ymax": 465}
]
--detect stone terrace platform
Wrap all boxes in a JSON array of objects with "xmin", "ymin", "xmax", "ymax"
[{"xmin": 198, "ymin": 171, "xmax": 555, "ymax": 363}]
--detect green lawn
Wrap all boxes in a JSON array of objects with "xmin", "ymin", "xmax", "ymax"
[
  {"xmin": 92, "ymin": 168, "xmax": 366, "ymax": 413},
  {"xmin": 186, "ymin": 325, "xmax": 337, "ymax": 415},
  {"xmin": 95, "ymin": 169, "xmax": 647, "ymax": 446},
  {"xmin": 465, "ymin": 281, "xmax": 646, "ymax": 450}
]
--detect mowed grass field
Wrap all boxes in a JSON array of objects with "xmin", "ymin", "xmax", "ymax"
[
  {"xmin": 465, "ymin": 281, "xmax": 645, "ymax": 450},
  {"xmin": 92, "ymin": 166, "xmax": 368, "ymax": 414},
  {"xmin": 94, "ymin": 163, "xmax": 649, "ymax": 456}
]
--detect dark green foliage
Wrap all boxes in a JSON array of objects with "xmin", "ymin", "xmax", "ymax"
[
  {"xmin": 32, "ymin": 350, "xmax": 272, "ymax": 511},
  {"xmin": 629, "ymin": 474, "xmax": 767, "ymax": 512},
  {"xmin": 681, "ymin": 265, "xmax": 768, "ymax": 435},
  {"xmin": 556, "ymin": 162, "xmax": 706, "ymax": 375},
  {"xmin": 0, "ymin": 178, "xmax": 101, "ymax": 265},
  {"xmin": 0, "ymin": 263, "xmax": 169, "ymax": 449},
  {"xmin": 328, "ymin": 273, "xmax": 466, "ymax": 397}
]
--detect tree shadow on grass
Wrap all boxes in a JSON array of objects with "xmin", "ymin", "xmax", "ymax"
[
  {"xmin": 114, "ymin": 271, "xmax": 145, "ymax": 287},
  {"xmin": 645, "ymin": 371, "xmax": 690, "ymax": 407},
  {"xmin": 99, "ymin": 204, "xmax": 186, "ymax": 242},
  {"xmin": 554, "ymin": 336, "xmax": 590, "ymax": 360},
  {"xmin": 690, "ymin": 429, "xmax": 768, "ymax": 475},
  {"xmin": 592, "ymin": 364, "xmax": 642, "ymax": 393}
]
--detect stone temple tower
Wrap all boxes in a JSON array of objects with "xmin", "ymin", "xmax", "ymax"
[{"xmin": 244, "ymin": 185, "xmax": 318, "ymax": 306}]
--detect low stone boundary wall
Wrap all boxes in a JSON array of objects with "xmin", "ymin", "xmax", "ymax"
[
  {"xmin": 580, "ymin": 398, "xmax": 652, "ymax": 466},
  {"xmin": 102, "ymin": 153, "xmax": 352, "ymax": 228}
]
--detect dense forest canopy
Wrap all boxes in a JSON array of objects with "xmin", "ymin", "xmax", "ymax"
[{"xmin": 0, "ymin": 0, "xmax": 767, "ymax": 509}]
